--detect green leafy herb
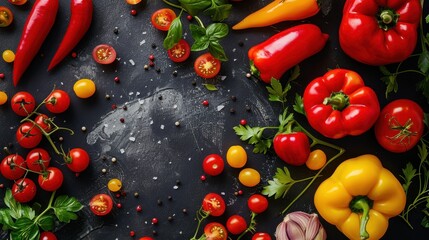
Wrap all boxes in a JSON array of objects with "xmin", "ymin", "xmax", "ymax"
[
  {"xmin": 178, "ymin": 0, "xmax": 211, "ymax": 16},
  {"xmin": 203, "ymin": 3, "xmax": 232, "ymax": 22},
  {"xmin": 163, "ymin": 16, "xmax": 183, "ymax": 50},
  {"xmin": 190, "ymin": 23, "xmax": 229, "ymax": 61},
  {"xmin": 203, "ymin": 84, "xmax": 218, "ymax": 91},
  {"xmin": 266, "ymin": 79, "xmax": 290, "ymax": 106},
  {"xmin": 293, "ymin": 94, "xmax": 305, "ymax": 115}
]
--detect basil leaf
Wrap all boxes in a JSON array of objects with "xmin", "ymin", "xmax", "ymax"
[
  {"xmin": 208, "ymin": 41, "xmax": 228, "ymax": 61},
  {"xmin": 206, "ymin": 23, "xmax": 229, "ymax": 41},
  {"xmin": 0, "ymin": 209, "xmax": 15, "ymax": 230},
  {"xmin": 179, "ymin": 0, "xmax": 211, "ymax": 16},
  {"xmin": 163, "ymin": 17, "xmax": 183, "ymax": 50},
  {"xmin": 189, "ymin": 24, "xmax": 206, "ymax": 40},
  {"xmin": 10, "ymin": 218, "xmax": 39, "ymax": 240},
  {"xmin": 191, "ymin": 36, "xmax": 210, "ymax": 51},
  {"xmin": 203, "ymin": 84, "xmax": 218, "ymax": 91},
  {"xmin": 204, "ymin": 4, "xmax": 232, "ymax": 22},
  {"xmin": 37, "ymin": 214, "xmax": 55, "ymax": 231}
]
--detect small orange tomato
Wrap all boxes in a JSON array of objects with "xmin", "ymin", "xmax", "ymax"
[{"xmin": 305, "ymin": 149, "xmax": 327, "ymax": 170}]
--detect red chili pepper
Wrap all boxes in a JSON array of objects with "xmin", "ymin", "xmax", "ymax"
[
  {"xmin": 339, "ymin": 0, "xmax": 422, "ymax": 65},
  {"xmin": 273, "ymin": 132, "xmax": 310, "ymax": 166},
  {"xmin": 13, "ymin": 0, "xmax": 59, "ymax": 86},
  {"xmin": 248, "ymin": 24, "xmax": 328, "ymax": 84},
  {"xmin": 303, "ymin": 69, "xmax": 380, "ymax": 139},
  {"xmin": 48, "ymin": 0, "xmax": 93, "ymax": 70}
]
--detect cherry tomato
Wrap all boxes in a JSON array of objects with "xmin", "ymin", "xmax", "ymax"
[
  {"xmin": 2, "ymin": 49, "xmax": 15, "ymax": 62},
  {"xmin": 16, "ymin": 122, "xmax": 43, "ymax": 149},
  {"xmin": 66, "ymin": 148, "xmax": 90, "ymax": 173},
  {"xmin": 0, "ymin": 91, "xmax": 7, "ymax": 105},
  {"xmin": 167, "ymin": 39, "xmax": 191, "ymax": 62},
  {"xmin": 7, "ymin": 0, "xmax": 28, "ymax": 6},
  {"xmin": 126, "ymin": 0, "xmax": 142, "ymax": 5},
  {"xmin": 374, "ymin": 99, "xmax": 425, "ymax": 153},
  {"xmin": 0, "ymin": 7, "xmax": 13, "ymax": 27},
  {"xmin": 305, "ymin": 149, "xmax": 327, "ymax": 170},
  {"xmin": 252, "ymin": 232, "xmax": 272, "ymax": 240},
  {"xmin": 226, "ymin": 145, "xmax": 247, "ymax": 168},
  {"xmin": 73, "ymin": 78, "xmax": 96, "ymax": 98},
  {"xmin": 107, "ymin": 178, "xmax": 122, "ymax": 192},
  {"xmin": 202, "ymin": 193, "xmax": 226, "ymax": 217},
  {"xmin": 26, "ymin": 148, "xmax": 51, "ymax": 172},
  {"xmin": 92, "ymin": 44, "xmax": 117, "ymax": 64},
  {"xmin": 238, "ymin": 168, "xmax": 260, "ymax": 187},
  {"xmin": 202, "ymin": 154, "xmax": 224, "ymax": 176},
  {"xmin": 1, "ymin": 154, "xmax": 26, "ymax": 180},
  {"xmin": 247, "ymin": 194, "xmax": 268, "ymax": 214},
  {"xmin": 12, "ymin": 178, "xmax": 37, "ymax": 203},
  {"xmin": 40, "ymin": 231, "xmax": 57, "ymax": 240},
  {"xmin": 90, "ymin": 193, "xmax": 113, "ymax": 216},
  {"xmin": 226, "ymin": 215, "xmax": 247, "ymax": 235},
  {"xmin": 194, "ymin": 53, "xmax": 221, "ymax": 78},
  {"xmin": 151, "ymin": 8, "xmax": 176, "ymax": 31},
  {"xmin": 35, "ymin": 114, "xmax": 52, "ymax": 132},
  {"xmin": 138, "ymin": 237, "xmax": 154, "ymax": 240},
  {"xmin": 38, "ymin": 167, "xmax": 64, "ymax": 192},
  {"xmin": 44, "ymin": 89, "xmax": 70, "ymax": 114},
  {"xmin": 11, "ymin": 91, "xmax": 36, "ymax": 116},
  {"xmin": 203, "ymin": 222, "xmax": 228, "ymax": 240}
]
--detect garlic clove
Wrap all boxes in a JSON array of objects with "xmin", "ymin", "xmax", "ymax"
[
  {"xmin": 305, "ymin": 213, "xmax": 320, "ymax": 240},
  {"xmin": 286, "ymin": 220, "xmax": 306, "ymax": 240},
  {"xmin": 287, "ymin": 211, "xmax": 311, "ymax": 230}
]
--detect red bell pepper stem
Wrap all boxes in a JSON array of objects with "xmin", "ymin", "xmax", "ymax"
[
  {"xmin": 13, "ymin": 0, "xmax": 59, "ymax": 86},
  {"xmin": 48, "ymin": 0, "xmax": 93, "ymax": 70}
]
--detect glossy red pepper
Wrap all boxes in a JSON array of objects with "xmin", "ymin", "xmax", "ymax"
[
  {"xmin": 248, "ymin": 24, "xmax": 328, "ymax": 84},
  {"xmin": 273, "ymin": 132, "xmax": 310, "ymax": 166},
  {"xmin": 13, "ymin": 0, "xmax": 59, "ymax": 86},
  {"xmin": 48, "ymin": 0, "xmax": 93, "ymax": 70},
  {"xmin": 339, "ymin": 0, "xmax": 422, "ymax": 66},
  {"xmin": 303, "ymin": 69, "xmax": 380, "ymax": 139}
]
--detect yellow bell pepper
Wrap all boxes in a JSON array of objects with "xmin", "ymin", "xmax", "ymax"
[{"xmin": 314, "ymin": 154, "xmax": 406, "ymax": 240}]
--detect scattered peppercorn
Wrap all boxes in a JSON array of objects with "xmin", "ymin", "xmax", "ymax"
[
  {"xmin": 112, "ymin": 104, "xmax": 117, "ymax": 110},
  {"xmin": 0, "ymin": 184, "xmax": 4, "ymax": 189},
  {"xmin": 129, "ymin": 231, "xmax": 135, "ymax": 237},
  {"xmin": 231, "ymin": 95, "xmax": 237, "ymax": 101},
  {"xmin": 149, "ymin": 54, "xmax": 155, "ymax": 61},
  {"xmin": 167, "ymin": 196, "xmax": 173, "ymax": 201},
  {"xmin": 240, "ymin": 119, "xmax": 247, "ymax": 125},
  {"xmin": 0, "ymin": 73, "xmax": 5, "ymax": 79},
  {"xmin": 172, "ymin": 70, "xmax": 178, "ymax": 76},
  {"xmin": 113, "ymin": 27, "xmax": 119, "ymax": 34},
  {"xmin": 151, "ymin": 218, "xmax": 158, "ymax": 225},
  {"xmin": 134, "ymin": 192, "xmax": 139, "ymax": 198},
  {"xmin": 136, "ymin": 205, "xmax": 142, "ymax": 212},
  {"xmin": 156, "ymin": 68, "xmax": 161, "ymax": 73},
  {"xmin": 175, "ymin": 121, "xmax": 180, "ymax": 127},
  {"xmin": 149, "ymin": 61, "xmax": 155, "ymax": 67},
  {"xmin": 101, "ymin": 168, "xmax": 107, "ymax": 174},
  {"xmin": 167, "ymin": 216, "xmax": 173, "ymax": 222},
  {"xmin": 71, "ymin": 52, "xmax": 77, "ymax": 58},
  {"xmin": 114, "ymin": 76, "xmax": 120, "ymax": 83},
  {"xmin": 115, "ymin": 193, "xmax": 121, "ymax": 198},
  {"xmin": 191, "ymin": 80, "xmax": 197, "ymax": 86},
  {"xmin": 105, "ymin": 94, "xmax": 111, "ymax": 100},
  {"xmin": 152, "ymin": 230, "xmax": 157, "ymax": 236},
  {"xmin": 123, "ymin": 105, "xmax": 128, "ymax": 111},
  {"xmin": 175, "ymin": 180, "xmax": 181, "ymax": 185},
  {"xmin": 245, "ymin": 105, "xmax": 251, "ymax": 112},
  {"xmin": 202, "ymin": 100, "xmax": 209, "ymax": 106},
  {"xmin": 130, "ymin": 9, "xmax": 137, "ymax": 16},
  {"xmin": 120, "ymin": 118, "xmax": 125, "ymax": 123},
  {"xmin": 58, "ymin": 136, "xmax": 64, "ymax": 142},
  {"xmin": 81, "ymin": 126, "xmax": 87, "ymax": 132},
  {"xmin": 238, "ymin": 190, "xmax": 243, "ymax": 195},
  {"xmin": 182, "ymin": 208, "xmax": 187, "ymax": 214},
  {"xmin": 151, "ymin": 43, "xmax": 157, "ymax": 49},
  {"xmin": 230, "ymin": 108, "xmax": 235, "ymax": 114},
  {"xmin": 200, "ymin": 175, "xmax": 206, "ymax": 181},
  {"xmin": 158, "ymin": 95, "xmax": 163, "ymax": 100},
  {"xmin": 144, "ymin": 64, "xmax": 149, "ymax": 70},
  {"xmin": 246, "ymin": 73, "xmax": 252, "ymax": 78},
  {"xmin": 157, "ymin": 199, "xmax": 163, "ymax": 206},
  {"xmin": 186, "ymin": 15, "xmax": 192, "ymax": 21},
  {"xmin": 117, "ymin": 203, "xmax": 122, "ymax": 208},
  {"xmin": 238, "ymin": 41, "xmax": 244, "ymax": 47},
  {"xmin": 111, "ymin": 157, "xmax": 117, "ymax": 163}
]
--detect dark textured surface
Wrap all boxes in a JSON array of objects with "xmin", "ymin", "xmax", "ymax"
[{"xmin": 0, "ymin": 0, "xmax": 428, "ymax": 239}]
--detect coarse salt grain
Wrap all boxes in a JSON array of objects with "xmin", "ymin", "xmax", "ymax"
[{"xmin": 129, "ymin": 59, "xmax": 135, "ymax": 65}]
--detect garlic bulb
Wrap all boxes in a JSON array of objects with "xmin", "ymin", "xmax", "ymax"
[{"xmin": 275, "ymin": 211, "xmax": 327, "ymax": 240}]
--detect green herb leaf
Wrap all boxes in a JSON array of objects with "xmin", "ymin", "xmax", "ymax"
[
  {"xmin": 189, "ymin": 24, "xmax": 206, "ymax": 40},
  {"xmin": 53, "ymin": 195, "xmax": 83, "ymax": 223},
  {"xmin": 253, "ymin": 139, "xmax": 272, "ymax": 154},
  {"xmin": 163, "ymin": 17, "xmax": 183, "ymax": 50},
  {"xmin": 203, "ymin": 84, "xmax": 218, "ymax": 91},
  {"xmin": 266, "ymin": 79, "xmax": 290, "ymax": 105},
  {"xmin": 0, "ymin": 209, "xmax": 15, "ymax": 230},
  {"xmin": 293, "ymin": 94, "xmax": 305, "ymax": 115},
  {"xmin": 422, "ymin": 215, "xmax": 429, "ymax": 228},
  {"xmin": 417, "ymin": 74, "xmax": 429, "ymax": 102},
  {"xmin": 179, "ymin": 0, "xmax": 211, "ymax": 16},
  {"xmin": 37, "ymin": 214, "xmax": 55, "ymax": 231},
  {"xmin": 191, "ymin": 36, "xmax": 210, "ymax": 51},
  {"xmin": 288, "ymin": 65, "xmax": 301, "ymax": 82},
  {"xmin": 418, "ymin": 50, "xmax": 429, "ymax": 74},
  {"xmin": 10, "ymin": 217, "xmax": 39, "ymax": 240},
  {"xmin": 381, "ymin": 75, "xmax": 398, "ymax": 99},
  {"xmin": 204, "ymin": 3, "xmax": 232, "ymax": 22},
  {"xmin": 400, "ymin": 162, "xmax": 416, "ymax": 193},
  {"xmin": 208, "ymin": 41, "xmax": 228, "ymax": 61},
  {"xmin": 4, "ymin": 189, "xmax": 35, "ymax": 220},
  {"xmin": 206, "ymin": 23, "xmax": 229, "ymax": 41},
  {"xmin": 262, "ymin": 167, "xmax": 295, "ymax": 199}
]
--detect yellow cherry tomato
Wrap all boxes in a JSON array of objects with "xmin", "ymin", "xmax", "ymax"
[
  {"xmin": 2, "ymin": 49, "xmax": 15, "ymax": 63},
  {"xmin": 0, "ymin": 91, "xmax": 7, "ymax": 105},
  {"xmin": 238, "ymin": 168, "xmax": 260, "ymax": 187},
  {"xmin": 226, "ymin": 145, "xmax": 247, "ymax": 168},
  {"xmin": 73, "ymin": 78, "xmax": 96, "ymax": 98},
  {"xmin": 107, "ymin": 178, "xmax": 122, "ymax": 192},
  {"xmin": 305, "ymin": 149, "xmax": 327, "ymax": 170}
]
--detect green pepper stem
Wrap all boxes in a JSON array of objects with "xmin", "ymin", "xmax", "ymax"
[
  {"xmin": 377, "ymin": 8, "xmax": 399, "ymax": 31},
  {"xmin": 350, "ymin": 197, "xmax": 372, "ymax": 240},
  {"xmin": 323, "ymin": 91, "xmax": 349, "ymax": 111}
]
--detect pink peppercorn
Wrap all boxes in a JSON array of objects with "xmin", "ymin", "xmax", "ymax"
[
  {"xmin": 240, "ymin": 119, "xmax": 247, "ymax": 125},
  {"xmin": 130, "ymin": 9, "xmax": 137, "ymax": 16},
  {"xmin": 71, "ymin": 52, "xmax": 77, "ymax": 58},
  {"xmin": 136, "ymin": 205, "xmax": 142, "ymax": 212},
  {"xmin": 129, "ymin": 231, "xmax": 135, "ymax": 237},
  {"xmin": 151, "ymin": 218, "xmax": 158, "ymax": 225},
  {"xmin": 200, "ymin": 175, "xmax": 206, "ymax": 181},
  {"xmin": 202, "ymin": 100, "xmax": 209, "ymax": 106},
  {"xmin": 0, "ymin": 73, "xmax": 5, "ymax": 79},
  {"xmin": 114, "ymin": 76, "xmax": 120, "ymax": 83}
]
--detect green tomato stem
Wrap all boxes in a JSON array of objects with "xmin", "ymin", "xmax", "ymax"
[
  {"xmin": 237, "ymin": 212, "xmax": 257, "ymax": 240},
  {"xmin": 33, "ymin": 191, "xmax": 56, "ymax": 224},
  {"xmin": 190, "ymin": 207, "xmax": 210, "ymax": 240},
  {"xmin": 162, "ymin": 0, "xmax": 204, "ymax": 28}
]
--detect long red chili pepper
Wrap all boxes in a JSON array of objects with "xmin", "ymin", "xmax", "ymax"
[
  {"xmin": 13, "ymin": 0, "xmax": 59, "ymax": 86},
  {"xmin": 48, "ymin": 0, "xmax": 93, "ymax": 71}
]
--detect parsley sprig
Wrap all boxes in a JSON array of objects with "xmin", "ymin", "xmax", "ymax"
[{"xmin": 0, "ymin": 190, "xmax": 83, "ymax": 240}]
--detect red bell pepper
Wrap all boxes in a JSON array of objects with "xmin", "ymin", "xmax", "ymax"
[
  {"xmin": 13, "ymin": 0, "xmax": 59, "ymax": 86},
  {"xmin": 248, "ymin": 24, "xmax": 328, "ymax": 84},
  {"xmin": 339, "ymin": 0, "xmax": 422, "ymax": 66},
  {"xmin": 48, "ymin": 0, "xmax": 93, "ymax": 70},
  {"xmin": 303, "ymin": 69, "xmax": 380, "ymax": 139}
]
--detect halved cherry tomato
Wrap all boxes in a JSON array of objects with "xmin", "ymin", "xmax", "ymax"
[
  {"xmin": 16, "ymin": 122, "xmax": 43, "ymax": 149},
  {"xmin": 226, "ymin": 145, "xmax": 247, "ymax": 168},
  {"xmin": 252, "ymin": 232, "xmax": 272, "ymax": 240},
  {"xmin": 35, "ymin": 114, "xmax": 52, "ymax": 132},
  {"xmin": 1, "ymin": 153, "xmax": 26, "ymax": 180},
  {"xmin": 40, "ymin": 231, "xmax": 57, "ymax": 240},
  {"xmin": 126, "ymin": 0, "xmax": 142, "ymax": 5},
  {"xmin": 12, "ymin": 178, "xmax": 37, "ymax": 203},
  {"xmin": 26, "ymin": 148, "xmax": 51, "ymax": 172},
  {"xmin": 202, "ymin": 154, "xmax": 224, "ymax": 176},
  {"xmin": 66, "ymin": 148, "xmax": 90, "ymax": 172},
  {"xmin": 226, "ymin": 215, "xmax": 247, "ymax": 235},
  {"xmin": 0, "ymin": 6, "xmax": 13, "ymax": 27},
  {"xmin": 194, "ymin": 53, "xmax": 221, "ymax": 78},
  {"xmin": 92, "ymin": 44, "xmax": 116, "ymax": 64},
  {"xmin": 90, "ymin": 193, "xmax": 113, "ymax": 216},
  {"xmin": 151, "ymin": 8, "xmax": 176, "ymax": 31},
  {"xmin": 204, "ymin": 222, "xmax": 228, "ymax": 240},
  {"xmin": 44, "ymin": 89, "xmax": 70, "ymax": 114},
  {"xmin": 202, "ymin": 193, "xmax": 226, "ymax": 217},
  {"xmin": 7, "ymin": 0, "xmax": 27, "ymax": 6},
  {"xmin": 238, "ymin": 168, "xmax": 260, "ymax": 187},
  {"xmin": 247, "ymin": 194, "xmax": 268, "ymax": 214},
  {"xmin": 38, "ymin": 167, "xmax": 64, "ymax": 192},
  {"xmin": 305, "ymin": 149, "xmax": 327, "ymax": 170},
  {"xmin": 11, "ymin": 91, "xmax": 36, "ymax": 116},
  {"xmin": 167, "ymin": 39, "xmax": 191, "ymax": 62},
  {"xmin": 0, "ymin": 91, "xmax": 7, "ymax": 105}
]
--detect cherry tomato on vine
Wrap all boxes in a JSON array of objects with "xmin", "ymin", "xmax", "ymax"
[
  {"xmin": 374, "ymin": 99, "xmax": 425, "ymax": 153},
  {"xmin": 66, "ymin": 148, "xmax": 90, "ymax": 172},
  {"xmin": 40, "ymin": 231, "xmax": 57, "ymax": 240},
  {"xmin": 226, "ymin": 215, "xmax": 247, "ymax": 235},
  {"xmin": 194, "ymin": 53, "xmax": 221, "ymax": 78},
  {"xmin": 238, "ymin": 168, "xmax": 260, "ymax": 187},
  {"xmin": 151, "ymin": 8, "xmax": 176, "ymax": 31},
  {"xmin": 7, "ymin": 0, "xmax": 28, "ymax": 6},
  {"xmin": 11, "ymin": 91, "xmax": 36, "ymax": 116},
  {"xmin": 202, "ymin": 154, "xmax": 224, "ymax": 176},
  {"xmin": 89, "ymin": 193, "xmax": 113, "ymax": 216},
  {"xmin": 202, "ymin": 193, "xmax": 226, "ymax": 217},
  {"xmin": 167, "ymin": 39, "xmax": 191, "ymax": 62},
  {"xmin": 226, "ymin": 145, "xmax": 247, "ymax": 168},
  {"xmin": 73, "ymin": 78, "xmax": 96, "ymax": 99},
  {"xmin": 35, "ymin": 114, "xmax": 52, "ymax": 132},
  {"xmin": 204, "ymin": 222, "xmax": 228, "ymax": 240},
  {"xmin": 16, "ymin": 122, "xmax": 43, "ymax": 149},
  {"xmin": 247, "ymin": 194, "xmax": 268, "ymax": 214},
  {"xmin": 44, "ymin": 89, "xmax": 70, "ymax": 114},
  {"xmin": 305, "ymin": 149, "xmax": 327, "ymax": 170},
  {"xmin": 92, "ymin": 44, "xmax": 116, "ymax": 64},
  {"xmin": 26, "ymin": 148, "xmax": 51, "ymax": 172},
  {"xmin": 38, "ymin": 167, "xmax": 64, "ymax": 192},
  {"xmin": 12, "ymin": 178, "xmax": 37, "ymax": 203},
  {"xmin": 0, "ymin": 7, "xmax": 13, "ymax": 27},
  {"xmin": 252, "ymin": 232, "xmax": 272, "ymax": 240},
  {"xmin": 1, "ymin": 154, "xmax": 26, "ymax": 180}
]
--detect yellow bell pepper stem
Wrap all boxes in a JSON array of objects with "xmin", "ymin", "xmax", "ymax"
[
  {"xmin": 232, "ymin": 0, "xmax": 320, "ymax": 30},
  {"xmin": 350, "ymin": 196, "xmax": 373, "ymax": 240}
]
